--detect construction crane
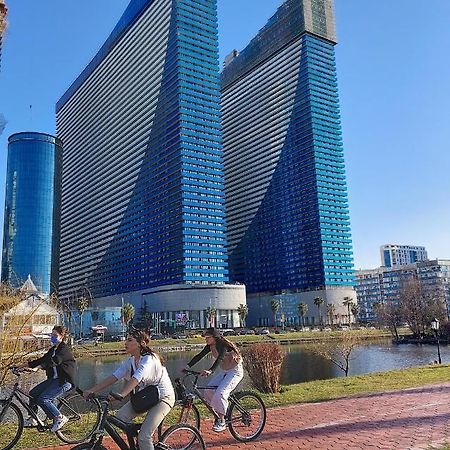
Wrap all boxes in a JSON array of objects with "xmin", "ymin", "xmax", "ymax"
[{"xmin": 0, "ymin": 0, "xmax": 8, "ymax": 71}]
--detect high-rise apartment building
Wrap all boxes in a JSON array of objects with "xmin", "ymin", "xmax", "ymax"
[
  {"xmin": 1, "ymin": 132, "xmax": 62, "ymax": 293},
  {"xmin": 380, "ymin": 244, "xmax": 428, "ymax": 268},
  {"xmin": 221, "ymin": 0, "xmax": 355, "ymax": 325},
  {"xmin": 356, "ymin": 259, "xmax": 450, "ymax": 322},
  {"xmin": 0, "ymin": 0, "xmax": 7, "ymax": 71},
  {"xmin": 56, "ymin": 0, "xmax": 244, "ymax": 328}
]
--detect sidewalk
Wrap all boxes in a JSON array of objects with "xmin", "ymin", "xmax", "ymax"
[{"xmin": 34, "ymin": 382, "xmax": 450, "ymax": 450}]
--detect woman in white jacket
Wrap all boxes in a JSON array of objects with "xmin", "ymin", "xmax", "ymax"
[{"xmin": 83, "ymin": 329, "xmax": 175, "ymax": 450}]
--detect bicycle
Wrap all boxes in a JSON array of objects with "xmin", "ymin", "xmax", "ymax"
[
  {"xmin": 0, "ymin": 367, "xmax": 101, "ymax": 450},
  {"xmin": 71, "ymin": 391, "xmax": 206, "ymax": 450},
  {"xmin": 158, "ymin": 369, "xmax": 266, "ymax": 442}
]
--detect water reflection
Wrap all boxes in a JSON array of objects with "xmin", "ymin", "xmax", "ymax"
[{"xmin": 73, "ymin": 339, "xmax": 450, "ymax": 388}]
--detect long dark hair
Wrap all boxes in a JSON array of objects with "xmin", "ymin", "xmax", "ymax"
[
  {"xmin": 204, "ymin": 328, "xmax": 241, "ymax": 356},
  {"xmin": 128, "ymin": 328, "xmax": 164, "ymax": 364}
]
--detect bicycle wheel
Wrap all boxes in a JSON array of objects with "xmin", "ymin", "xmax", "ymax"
[
  {"xmin": 159, "ymin": 423, "xmax": 205, "ymax": 450},
  {"xmin": 226, "ymin": 390, "xmax": 266, "ymax": 442},
  {"xmin": 55, "ymin": 391, "xmax": 102, "ymax": 444},
  {"xmin": 158, "ymin": 402, "xmax": 201, "ymax": 440},
  {"xmin": 0, "ymin": 400, "xmax": 24, "ymax": 450}
]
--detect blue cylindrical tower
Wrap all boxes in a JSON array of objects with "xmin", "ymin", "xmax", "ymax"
[{"xmin": 1, "ymin": 132, "xmax": 62, "ymax": 293}]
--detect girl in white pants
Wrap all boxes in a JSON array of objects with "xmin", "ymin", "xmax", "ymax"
[{"xmin": 185, "ymin": 328, "xmax": 243, "ymax": 432}]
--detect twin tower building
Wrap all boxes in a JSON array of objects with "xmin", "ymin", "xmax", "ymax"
[{"xmin": 2, "ymin": 0, "xmax": 355, "ymax": 327}]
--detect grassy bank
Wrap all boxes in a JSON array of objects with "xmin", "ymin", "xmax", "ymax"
[
  {"xmin": 72, "ymin": 328, "xmax": 407, "ymax": 357},
  {"xmin": 5, "ymin": 362, "xmax": 450, "ymax": 449}
]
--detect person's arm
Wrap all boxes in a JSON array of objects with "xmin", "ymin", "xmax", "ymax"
[
  {"xmin": 26, "ymin": 347, "xmax": 52, "ymax": 370},
  {"xmin": 118, "ymin": 377, "xmax": 139, "ymax": 398},
  {"xmin": 83, "ymin": 357, "xmax": 129, "ymax": 398},
  {"xmin": 186, "ymin": 346, "xmax": 210, "ymax": 368},
  {"xmin": 83, "ymin": 375, "xmax": 118, "ymax": 398}
]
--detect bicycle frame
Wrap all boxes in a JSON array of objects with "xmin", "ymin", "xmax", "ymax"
[
  {"xmin": 0, "ymin": 378, "xmax": 48, "ymax": 430},
  {"xmin": 178, "ymin": 372, "xmax": 239, "ymax": 424},
  {"xmin": 88, "ymin": 398, "xmax": 140, "ymax": 450}
]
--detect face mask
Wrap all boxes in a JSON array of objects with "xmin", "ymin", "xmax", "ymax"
[{"xmin": 51, "ymin": 335, "xmax": 60, "ymax": 346}]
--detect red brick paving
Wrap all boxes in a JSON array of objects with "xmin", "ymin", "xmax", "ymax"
[{"xmin": 33, "ymin": 382, "xmax": 450, "ymax": 450}]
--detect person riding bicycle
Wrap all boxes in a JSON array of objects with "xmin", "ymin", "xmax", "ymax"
[
  {"xmin": 17, "ymin": 325, "xmax": 76, "ymax": 432},
  {"xmin": 83, "ymin": 328, "xmax": 175, "ymax": 450},
  {"xmin": 184, "ymin": 327, "xmax": 243, "ymax": 432}
]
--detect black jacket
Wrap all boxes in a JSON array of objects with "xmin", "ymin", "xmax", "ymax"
[{"xmin": 28, "ymin": 342, "xmax": 77, "ymax": 386}]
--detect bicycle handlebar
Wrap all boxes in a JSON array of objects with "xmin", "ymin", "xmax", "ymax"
[{"xmin": 182, "ymin": 369, "xmax": 202, "ymax": 376}]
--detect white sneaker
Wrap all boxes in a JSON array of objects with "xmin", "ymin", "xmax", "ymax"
[
  {"xmin": 23, "ymin": 417, "xmax": 38, "ymax": 427},
  {"xmin": 50, "ymin": 415, "xmax": 69, "ymax": 432},
  {"xmin": 212, "ymin": 419, "xmax": 226, "ymax": 432}
]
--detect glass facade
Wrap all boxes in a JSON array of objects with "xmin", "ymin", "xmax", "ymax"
[
  {"xmin": 1, "ymin": 132, "xmax": 62, "ymax": 293},
  {"xmin": 222, "ymin": 0, "xmax": 354, "ymax": 294},
  {"xmin": 57, "ymin": 0, "xmax": 228, "ymax": 299}
]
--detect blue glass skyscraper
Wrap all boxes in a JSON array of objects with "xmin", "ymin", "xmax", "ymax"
[
  {"xmin": 221, "ymin": 0, "xmax": 355, "ymax": 326},
  {"xmin": 1, "ymin": 132, "xmax": 62, "ymax": 293},
  {"xmin": 56, "ymin": 0, "xmax": 244, "ymax": 327}
]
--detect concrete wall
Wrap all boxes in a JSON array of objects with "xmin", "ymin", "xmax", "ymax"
[{"xmin": 92, "ymin": 284, "xmax": 247, "ymax": 329}]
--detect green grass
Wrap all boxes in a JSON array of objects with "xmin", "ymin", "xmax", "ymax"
[
  {"xmin": 4, "ymin": 362, "xmax": 450, "ymax": 449},
  {"xmin": 72, "ymin": 328, "xmax": 407, "ymax": 357}
]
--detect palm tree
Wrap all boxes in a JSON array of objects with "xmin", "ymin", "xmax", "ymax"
[
  {"xmin": 76, "ymin": 297, "xmax": 89, "ymax": 339},
  {"xmin": 343, "ymin": 296, "xmax": 353, "ymax": 326},
  {"xmin": 327, "ymin": 303, "xmax": 336, "ymax": 326},
  {"xmin": 351, "ymin": 303, "xmax": 360, "ymax": 326},
  {"xmin": 237, "ymin": 304, "xmax": 248, "ymax": 328},
  {"xmin": 313, "ymin": 297, "xmax": 324, "ymax": 328},
  {"xmin": 122, "ymin": 303, "xmax": 135, "ymax": 332},
  {"xmin": 205, "ymin": 306, "xmax": 217, "ymax": 327},
  {"xmin": 270, "ymin": 299, "xmax": 280, "ymax": 327},
  {"xmin": 297, "ymin": 302, "xmax": 308, "ymax": 329}
]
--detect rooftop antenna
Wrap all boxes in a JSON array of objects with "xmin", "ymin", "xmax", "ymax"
[{"xmin": 29, "ymin": 104, "xmax": 33, "ymax": 127}]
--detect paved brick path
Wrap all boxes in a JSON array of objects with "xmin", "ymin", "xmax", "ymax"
[{"xmin": 34, "ymin": 383, "xmax": 450, "ymax": 450}]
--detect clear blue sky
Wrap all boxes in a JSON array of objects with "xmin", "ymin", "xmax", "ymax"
[{"xmin": 1, "ymin": 0, "xmax": 450, "ymax": 270}]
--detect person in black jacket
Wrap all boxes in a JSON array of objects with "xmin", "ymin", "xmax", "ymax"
[
  {"xmin": 18, "ymin": 325, "xmax": 76, "ymax": 432},
  {"xmin": 185, "ymin": 328, "xmax": 243, "ymax": 432}
]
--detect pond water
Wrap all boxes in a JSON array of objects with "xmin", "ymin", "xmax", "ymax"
[{"xmin": 74, "ymin": 339, "xmax": 450, "ymax": 389}]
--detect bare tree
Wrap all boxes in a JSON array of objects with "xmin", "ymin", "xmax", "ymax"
[
  {"xmin": 0, "ymin": 284, "xmax": 44, "ymax": 386},
  {"xmin": 309, "ymin": 331, "xmax": 363, "ymax": 376},
  {"xmin": 399, "ymin": 279, "xmax": 446, "ymax": 338},
  {"xmin": 373, "ymin": 301, "xmax": 402, "ymax": 341},
  {"xmin": 243, "ymin": 343, "xmax": 285, "ymax": 393}
]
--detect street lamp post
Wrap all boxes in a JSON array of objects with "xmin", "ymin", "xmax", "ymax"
[{"xmin": 431, "ymin": 318, "xmax": 442, "ymax": 364}]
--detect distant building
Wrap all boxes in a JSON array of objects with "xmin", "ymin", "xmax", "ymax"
[
  {"xmin": 1, "ymin": 275, "xmax": 59, "ymax": 348},
  {"xmin": 380, "ymin": 244, "xmax": 428, "ymax": 268},
  {"xmin": 0, "ymin": 0, "xmax": 7, "ymax": 71},
  {"xmin": 356, "ymin": 259, "xmax": 450, "ymax": 322},
  {"xmin": 56, "ymin": 0, "xmax": 245, "ymax": 327},
  {"xmin": 1, "ymin": 132, "xmax": 62, "ymax": 294},
  {"xmin": 221, "ymin": 0, "xmax": 355, "ymax": 326}
]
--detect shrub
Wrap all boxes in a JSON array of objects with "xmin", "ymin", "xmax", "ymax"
[{"xmin": 243, "ymin": 342, "xmax": 285, "ymax": 393}]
